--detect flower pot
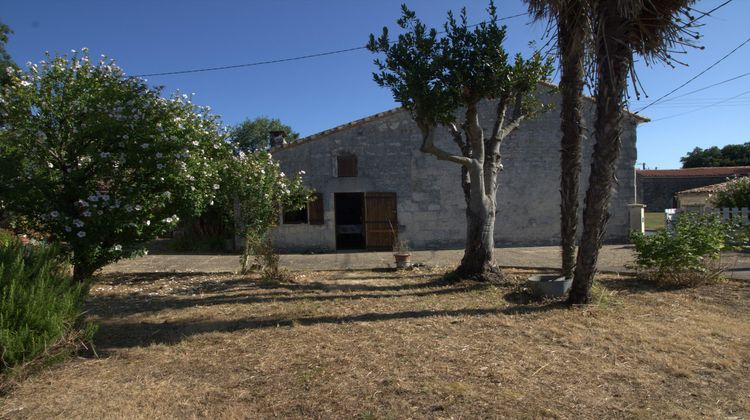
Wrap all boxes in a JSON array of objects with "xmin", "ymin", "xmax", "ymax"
[
  {"xmin": 393, "ymin": 253, "xmax": 412, "ymax": 269},
  {"xmin": 526, "ymin": 274, "xmax": 572, "ymax": 298}
]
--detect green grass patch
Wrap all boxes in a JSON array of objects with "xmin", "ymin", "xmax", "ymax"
[{"xmin": 644, "ymin": 212, "xmax": 665, "ymax": 231}]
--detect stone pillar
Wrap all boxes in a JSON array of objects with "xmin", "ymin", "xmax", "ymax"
[{"xmin": 627, "ymin": 203, "xmax": 646, "ymax": 235}]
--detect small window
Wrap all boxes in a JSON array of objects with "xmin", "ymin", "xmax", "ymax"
[
  {"xmin": 283, "ymin": 207, "xmax": 308, "ymax": 224},
  {"xmin": 282, "ymin": 193, "xmax": 324, "ymax": 225},
  {"xmin": 337, "ymin": 154, "xmax": 357, "ymax": 177}
]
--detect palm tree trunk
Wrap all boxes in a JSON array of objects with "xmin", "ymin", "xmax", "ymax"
[
  {"xmin": 569, "ymin": 0, "xmax": 631, "ymax": 304},
  {"xmin": 558, "ymin": 8, "xmax": 586, "ymax": 280}
]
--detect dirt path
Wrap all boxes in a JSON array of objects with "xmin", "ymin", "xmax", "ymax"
[{"xmin": 2, "ymin": 268, "xmax": 748, "ymax": 418}]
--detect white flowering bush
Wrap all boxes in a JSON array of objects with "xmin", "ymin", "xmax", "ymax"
[
  {"xmin": 223, "ymin": 151, "xmax": 310, "ymax": 274},
  {"xmin": 0, "ymin": 50, "xmax": 231, "ymax": 280}
]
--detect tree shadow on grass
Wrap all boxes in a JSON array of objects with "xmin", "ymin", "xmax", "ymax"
[
  {"xmin": 91, "ymin": 303, "xmax": 565, "ymax": 352},
  {"xmin": 86, "ymin": 283, "xmax": 491, "ymax": 318}
]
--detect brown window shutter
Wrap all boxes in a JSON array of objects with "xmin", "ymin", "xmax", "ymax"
[
  {"xmin": 308, "ymin": 193, "xmax": 324, "ymax": 225},
  {"xmin": 337, "ymin": 155, "xmax": 357, "ymax": 177}
]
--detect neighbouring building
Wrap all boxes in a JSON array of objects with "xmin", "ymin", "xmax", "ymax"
[
  {"xmin": 637, "ymin": 166, "xmax": 750, "ymax": 212},
  {"xmin": 675, "ymin": 180, "xmax": 735, "ymax": 209},
  {"xmin": 270, "ymin": 88, "xmax": 646, "ymax": 252}
]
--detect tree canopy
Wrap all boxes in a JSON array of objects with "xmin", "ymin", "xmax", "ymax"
[
  {"xmin": 681, "ymin": 142, "xmax": 750, "ymax": 168},
  {"xmin": 368, "ymin": 2, "xmax": 552, "ymax": 279},
  {"xmin": 0, "ymin": 50, "xmax": 229, "ymax": 278},
  {"xmin": 229, "ymin": 116, "xmax": 299, "ymax": 153},
  {"xmin": 0, "ymin": 21, "xmax": 14, "ymax": 87}
]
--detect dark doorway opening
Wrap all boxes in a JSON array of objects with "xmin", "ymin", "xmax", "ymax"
[{"xmin": 334, "ymin": 193, "xmax": 365, "ymax": 250}]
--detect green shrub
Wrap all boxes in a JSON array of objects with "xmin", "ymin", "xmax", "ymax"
[
  {"xmin": 712, "ymin": 177, "xmax": 750, "ymax": 208},
  {"xmin": 0, "ymin": 239, "xmax": 90, "ymax": 372},
  {"xmin": 630, "ymin": 211, "xmax": 743, "ymax": 287}
]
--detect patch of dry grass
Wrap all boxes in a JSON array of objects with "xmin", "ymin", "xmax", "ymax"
[{"xmin": 1, "ymin": 267, "xmax": 748, "ymax": 419}]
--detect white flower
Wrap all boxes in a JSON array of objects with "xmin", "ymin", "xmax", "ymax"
[
  {"xmin": 135, "ymin": 205, "xmax": 142, "ymax": 211},
  {"xmin": 100, "ymin": 152, "xmax": 110, "ymax": 158},
  {"xmin": 145, "ymin": 220, "xmax": 150, "ymax": 226},
  {"xmin": 73, "ymin": 219, "xmax": 84, "ymax": 227},
  {"xmin": 76, "ymin": 199, "xmax": 89, "ymax": 207},
  {"xmin": 113, "ymin": 244, "xmax": 122, "ymax": 251},
  {"xmin": 299, "ymin": 170, "xmax": 306, "ymax": 175},
  {"xmin": 156, "ymin": 152, "xmax": 163, "ymax": 158},
  {"xmin": 77, "ymin": 231, "xmax": 86, "ymax": 238},
  {"xmin": 20, "ymin": 80, "xmax": 31, "ymax": 87},
  {"xmin": 101, "ymin": 194, "xmax": 110, "ymax": 201},
  {"xmin": 156, "ymin": 163, "xmax": 164, "ymax": 169},
  {"xmin": 141, "ymin": 143, "xmax": 149, "ymax": 149},
  {"xmin": 49, "ymin": 211, "xmax": 59, "ymax": 218},
  {"xmin": 125, "ymin": 205, "xmax": 133, "ymax": 212},
  {"xmin": 192, "ymin": 140, "xmax": 199, "ymax": 146},
  {"xmin": 88, "ymin": 195, "xmax": 99, "ymax": 202},
  {"xmin": 165, "ymin": 217, "xmax": 173, "ymax": 223},
  {"xmin": 47, "ymin": 162, "xmax": 54, "ymax": 168},
  {"xmin": 213, "ymin": 184, "xmax": 220, "ymax": 190},
  {"xmin": 82, "ymin": 210, "xmax": 92, "ymax": 217},
  {"xmin": 64, "ymin": 226, "xmax": 72, "ymax": 233}
]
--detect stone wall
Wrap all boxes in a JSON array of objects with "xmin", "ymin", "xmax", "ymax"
[
  {"xmin": 270, "ymin": 89, "xmax": 639, "ymax": 252},
  {"xmin": 637, "ymin": 175, "xmax": 728, "ymax": 212}
]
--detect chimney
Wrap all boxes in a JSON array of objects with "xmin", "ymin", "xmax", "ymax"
[{"xmin": 269, "ymin": 130, "xmax": 287, "ymax": 149}]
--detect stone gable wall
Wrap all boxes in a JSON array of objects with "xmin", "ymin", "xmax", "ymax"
[{"xmin": 270, "ymin": 90, "xmax": 638, "ymax": 252}]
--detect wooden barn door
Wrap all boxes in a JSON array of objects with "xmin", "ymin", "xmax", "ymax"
[{"xmin": 364, "ymin": 192, "xmax": 397, "ymax": 250}]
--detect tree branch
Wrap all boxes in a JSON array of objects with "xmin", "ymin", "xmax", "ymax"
[
  {"xmin": 491, "ymin": 98, "xmax": 509, "ymax": 143},
  {"xmin": 417, "ymin": 122, "xmax": 472, "ymax": 166},
  {"xmin": 447, "ymin": 122, "xmax": 470, "ymax": 156},
  {"xmin": 496, "ymin": 115, "xmax": 525, "ymax": 142}
]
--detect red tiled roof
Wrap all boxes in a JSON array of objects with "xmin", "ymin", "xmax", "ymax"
[{"xmin": 637, "ymin": 167, "xmax": 750, "ymax": 178}]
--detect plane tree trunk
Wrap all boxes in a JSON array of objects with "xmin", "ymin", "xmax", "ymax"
[{"xmin": 418, "ymin": 100, "xmax": 524, "ymax": 282}]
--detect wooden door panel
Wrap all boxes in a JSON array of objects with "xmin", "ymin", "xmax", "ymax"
[{"xmin": 364, "ymin": 192, "xmax": 397, "ymax": 250}]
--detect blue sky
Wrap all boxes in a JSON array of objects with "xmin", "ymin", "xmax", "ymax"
[{"xmin": 3, "ymin": 0, "xmax": 748, "ymax": 169}]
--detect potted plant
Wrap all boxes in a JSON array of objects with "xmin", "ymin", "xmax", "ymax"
[
  {"xmin": 393, "ymin": 239, "xmax": 412, "ymax": 269},
  {"xmin": 526, "ymin": 273, "xmax": 572, "ymax": 298}
]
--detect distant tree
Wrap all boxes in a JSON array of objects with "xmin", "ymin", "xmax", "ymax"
[
  {"xmin": 0, "ymin": 21, "xmax": 17, "ymax": 128},
  {"xmin": 368, "ymin": 2, "xmax": 553, "ymax": 281},
  {"xmin": 230, "ymin": 117, "xmax": 299, "ymax": 153},
  {"xmin": 0, "ymin": 21, "xmax": 15, "ymax": 88},
  {"xmin": 681, "ymin": 142, "xmax": 750, "ymax": 168}
]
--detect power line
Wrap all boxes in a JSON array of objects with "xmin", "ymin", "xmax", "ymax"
[
  {"xmin": 635, "ymin": 35, "xmax": 750, "ymax": 114},
  {"xmin": 650, "ymin": 88, "xmax": 750, "ymax": 122},
  {"xmin": 688, "ymin": 0, "xmax": 734, "ymax": 25},
  {"xmin": 132, "ymin": 12, "xmax": 528, "ymax": 78},
  {"xmin": 629, "ymin": 71, "xmax": 750, "ymax": 106}
]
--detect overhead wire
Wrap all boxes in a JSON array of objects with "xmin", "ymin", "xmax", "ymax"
[
  {"xmin": 650, "ymin": 88, "xmax": 750, "ymax": 122},
  {"xmin": 634, "ymin": 34, "xmax": 750, "ymax": 114},
  {"xmin": 132, "ymin": 12, "xmax": 528, "ymax": 78}
]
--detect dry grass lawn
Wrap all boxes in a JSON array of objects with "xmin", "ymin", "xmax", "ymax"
[{"xmin": 1, "ymin": 267, "xmax": 748, "ymax": 419}]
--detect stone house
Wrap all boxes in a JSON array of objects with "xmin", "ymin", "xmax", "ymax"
[
  {"xmin": 637, "ymin": 166, "xmax": 750, "ymax": 212},
  {"xmin": 270, "ymin": 88, "xmax": 645, "ymax": 252}
]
